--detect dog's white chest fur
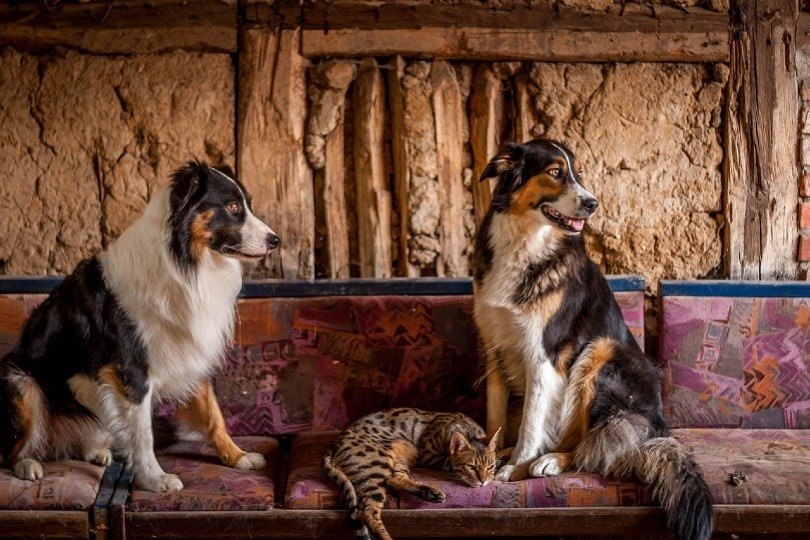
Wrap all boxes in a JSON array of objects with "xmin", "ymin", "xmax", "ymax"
[{"xmin": 99, "ymin": 188, "xmax": 242, "ymax": 401}]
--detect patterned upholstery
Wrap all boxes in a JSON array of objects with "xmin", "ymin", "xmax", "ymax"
[
  {"xmin": 128, "ymin": 436, "xmax": 279, "ymax": 511},
  {"xmin": 0, "ymin": 460, "xmax": 105, "ymax": 510},
  {"xmin": 284, "ymin": 431, "xmax": 652, "ymax": 510},
  {"xmin": 661, "ymin": 294, "xmax": 810, "ymax": 429},
  {"xmin": 217, "ymin": 291, "xmax": 645, "ymax": 437}
]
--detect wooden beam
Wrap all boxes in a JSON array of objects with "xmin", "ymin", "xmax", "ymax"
[
  {"xmin": 0, "ymin": 0, "xmax": 236, "ymax": 54},
  {"xmin": 470, "ymin": 65, "xmax": 503, "ymax": 225},
  {"xmin": 432, "ymin": 60, "xmax": 468, "ymax": 277},
  {"xmin": 353, "ymin": 58, "xmax": 392, "ymax": 278},
  {"xmin": 387, "ymin": 56, "xmax": 420, "ymax": 277},
  {"xmin": 0, "ymin": 511, "xmax": 88, "ymax": 540},
  {"xmin": 294, "ymin": 3, "xmax": 728, "ymax": 62},
  {"xmin": 515, "ymin": 71, "xmax": 539, "ymax": 144},
  {"xmin": 725, "ymin": 0, "xmax": 800, "ymax": 279},
  {"xmin": 237, "ymin": 27, "xmax": 314, "ymax": 279}
]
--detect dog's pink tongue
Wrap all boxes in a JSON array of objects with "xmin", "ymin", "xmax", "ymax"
[{"xmin": 567, "ymin": 218, "xmax": 586, "ymax": 232}]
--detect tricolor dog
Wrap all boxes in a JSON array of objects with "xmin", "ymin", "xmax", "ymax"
[
  {"xmin": 0, "ymin": 161, "xmax": 279, "ymax": 492},
  {"xmin": 473, "ymin": 139, "xmax": 713, "ymax": 540}
]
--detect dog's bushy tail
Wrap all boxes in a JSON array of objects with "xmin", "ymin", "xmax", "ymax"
[{"xmin": 575, "ymin": 413, "xmax": 714, "ymax": 540}]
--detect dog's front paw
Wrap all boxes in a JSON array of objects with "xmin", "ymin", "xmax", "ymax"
[
  {"xmin": 530, "ymin": 454, "xmax": 563, "ymax": 477},
  {"xmin": 137, "ymin": 473, "xmax": 184, "ymax": 492},
  {"xmin": 233, "ymin": 452, "xmax": 266, "ymax": 470},
  {"xmin": 14, "ymin": 458, "xmax": 43, "ymax": 481},
  {"xmin": 88, "ymin": 448, "xmax": 113, "ymax": 467},
  {"xmin": 495, "ymin": 464, "xmax": 515, "ymax": 482}
]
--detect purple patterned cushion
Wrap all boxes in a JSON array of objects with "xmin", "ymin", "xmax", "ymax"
[
  {"xmin": 0, "ymin": 460, "xmax": 105, "ymax": 510},
  {"xmin": 661, "ymin": 296, "xmax": 810, "ymax": 428},
  {"xmin": 673, "ymin": 428, "xmax": 810, "ymax": 504},
  {"xmin": 218, "ymin": 292, "xmax": 645, "ymax": 437},
  {"xmin": 128, "ymin": 436, "xmax": 278, "ymax": 511},
  {"xmin": 284, "ymin": 431, "xmax": 652, "ymax": 510}
]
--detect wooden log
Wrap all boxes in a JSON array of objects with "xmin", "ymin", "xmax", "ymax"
[
  {"xmin": 515, "ymin": 71, "xmax": 538, "ymax": 143},
  {"xmin": 432, "ymin": 60, "xmax": 468, "ymax": 277},
  {"xmin": 387, "ymin": 56, "xmax": 421, "ymax": 277},
  {"xmin": 470, "ymin": 65, "xmax": 503, "ymax": 225},
  {"xmin": 0, "ymin": 511, "xmax": 88, "ymax": 540},
  {"xmin": 725, "ymin": 0, "xmax": 800, "ymax": 279},
  {"xmin": 0, "ymin": 0, "xmax": 236, "ymax": 54},
  {"xmin": 353, "ymin": 58, "xmax": 392, "ymax": 278},
  {"xmin": 237, "ymin": 27, "xmax": 314, "ymax": 278},
  {"xmin": 306, "ymin": 61, "xmax": 356, "ymax": 279},
  {"xmin": 293, "ymin": 3, "xmax": 728, "ymax": 62}
]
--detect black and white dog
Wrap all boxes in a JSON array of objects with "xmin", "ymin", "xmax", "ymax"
[
  {"xmin": 473, "ymin": 139, "xmax": 713, "ymax": 540},
  {"xmin": 0, "ymin": 161, "xmax": 279, "ymax": 492}
]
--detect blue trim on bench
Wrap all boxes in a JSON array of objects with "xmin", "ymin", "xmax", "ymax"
[
  {"xmin": 661, "ymin": 280, "xmax": 810, "ymax": 298},
  {"xmin": 0, "ymin": 275, "xmax": 645, "ymax": 297}
]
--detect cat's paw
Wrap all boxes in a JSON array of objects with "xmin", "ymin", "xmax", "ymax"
[
  {"xmin": 137, "ymin": 472, "xmax": 184, "ymax": 492},
  {"xmin": 14, "ymin": 458, "xmax": 43, "ymax": 481},
  {"xmin": 233, "ymin": 452, "xmax": 266, "ymax": 470},
  {"xmin": 419, "ymin": 486, "xmax": 446, "ymax": 503},
  {"xmin": 530, "ymin": 454, "xmax": 564, "ymax": 477}
]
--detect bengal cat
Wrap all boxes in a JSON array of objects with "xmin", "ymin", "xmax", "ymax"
[{"xmin": 322, "ymin": 407, "xmax": 500, "ymax": 540}]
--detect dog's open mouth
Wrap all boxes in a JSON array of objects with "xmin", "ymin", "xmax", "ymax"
[{"xmin": 541, "ymin": 205, "xmax": 586, "ymax": 233}]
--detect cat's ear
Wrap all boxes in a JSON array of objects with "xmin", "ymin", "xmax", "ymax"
[
  {"xmin": 487, "ymin": 427, "xmax": 502, "ymax": 452},
  {"xmin": 449, "ymin": 432, "xmax": 471, "ymax": 455}
]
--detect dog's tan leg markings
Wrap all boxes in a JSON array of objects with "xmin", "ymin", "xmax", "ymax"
[
  {"xmin": 486, "ymin": 353, "xmax": 509, "ymax": 448},
  {"xmin": 555, "ymin": 338, "xmax": 616, "ymax": 455},
  {"xmin": 176, "ymin": 380, "xmax": 265, "ymax": 470},
  {"xmin": 11, "ymin": 378, "xmax": 46, "ymax": 481},
  {"xmin": 530, "ymin": 451, "xmax": 574, "ymax": 477}
]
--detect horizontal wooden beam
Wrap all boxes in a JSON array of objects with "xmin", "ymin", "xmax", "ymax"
[
  {"xmin": 123, "ymin": 506, "xmax": 810, "ymax": 539},
  {"xmin": 0, "ymin": 511, "xmax": 88, "ymax": 540},
  {"xmin": 0, "ymin": 0, "xmax": 237, "ymax": 54},
  {"xmin": 287, "ymin": 3, "xmax": 729, "ymax": 62}
]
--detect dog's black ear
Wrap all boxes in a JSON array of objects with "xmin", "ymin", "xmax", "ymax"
[
  {"xmin": 480, "ymin": 143, "xmax": 526, "ymax": 182},
  {"xmin": 170, "ymin": 161, "xmax": 205, "ymax": 216},
  {"xmin": 213, "ymin": 163, "xmax": 236, "ymax": 178}
]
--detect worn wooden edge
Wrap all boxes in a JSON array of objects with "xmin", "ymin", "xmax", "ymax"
[
  {"xmin": 121, "ymin": 506, "xmax": 810, "ymax": 539},
  {"xmin": 0, "ymin": 510, "xmax": 89, "ymax": 540},
  {"xmin": 92, "ymin": 461, "xmax": 125, "ymax": 540},
  {"xmin": 0, "ymin": 0, "xmax": 237, "ymax": 54}
]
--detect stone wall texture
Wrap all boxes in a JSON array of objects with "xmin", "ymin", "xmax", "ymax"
[{"xmin": 0, "ymin": 48, "xmax": 234, "ymax": 275}]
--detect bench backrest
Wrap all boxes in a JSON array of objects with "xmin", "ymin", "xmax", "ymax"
[{"xmin": 660, "ymin": 280, "xmax": 810, "ymax": 429}]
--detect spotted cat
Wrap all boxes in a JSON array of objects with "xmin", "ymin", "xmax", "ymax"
[{"xmin": 322, "ymin": 407, "xmax": 500, "ymax": 540}]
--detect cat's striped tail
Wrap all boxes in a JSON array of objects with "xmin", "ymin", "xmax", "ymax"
[
  {"xmin": 322, "ymin": 445, "xmax": 369, "ymax": 539},
  {"xmin": 575, "ymin": 413, "xmax": 714, "ymax": 540}
]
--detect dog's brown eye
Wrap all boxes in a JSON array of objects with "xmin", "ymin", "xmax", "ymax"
[
  {"xmin": 227, "ymin": 202, "xmax": 241, "ymax": 214},
  {"xmin": 548, "ymin": 168, "xmax": 562, "ymax": 178}
]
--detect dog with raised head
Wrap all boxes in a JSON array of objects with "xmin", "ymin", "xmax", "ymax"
[
  {"xmin": 473, "ymin": 139, "xmax": 713, "ymax": 540},
  {"xmin": 0, "ymin": 161, "xmax": 279, "ymax": 492}
]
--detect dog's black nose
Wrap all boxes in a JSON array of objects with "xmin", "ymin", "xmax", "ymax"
[
  {"xmin": 266, "ymin": 233, "xmax": 280, "ymax": 250},
  {"xmin": 582, "ymin": 197, "xmax": 599, "ymax": 214}
]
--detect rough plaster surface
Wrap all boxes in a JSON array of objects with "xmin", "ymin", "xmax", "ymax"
[
  {"xmin": 527, "ymin": 62, "xmax": 725, "ymax": 288},
  {"xmin": 0, "ymin": 48, "xmax": 234, "ymax": 275}
]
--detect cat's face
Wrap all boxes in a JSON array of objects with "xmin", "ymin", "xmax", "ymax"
[{"xmin": 448, "ymin": 427, "xmax": 501, "ymax": 487}]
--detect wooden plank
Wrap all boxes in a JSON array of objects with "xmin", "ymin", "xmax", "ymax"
[
  {"xmin": 432, "ymin": 60, "xmax": 468, "ymax": 277},
  {"xmin": 237, "ymin": 27, "xmax": 314, "ymax": 278},
  {"xmin": 387, "ymin": 56, "xmax": 421, "ymax": 278},
  {"xmin": 0, "ymin": 511, "xmax": 89, "ymax": 539},
  {"xmin": 515, "ymin": 71, "xmax": 538, "ymax": 144},
  {"xmin": 294, "ymin": 3, "xmax": 728, "ymax": 62},
  {"xmin": 725, "ymin": 0, "xmax": 800, "ymax": 279},
  {"xmin": 322, "ymin": 115, "xmax": 351, "ymax": 279},
  {"xmin": 122, "ymin": 506, "xmax": 810, "ymax": 539},
  {"xmin": 469, "ymin": 65, "xmax": 503, "ymax": 225},
  {"xmin": 0, "ymin": 0, "xmax": 236, "ymax": 53},
  {"xmin": 353, "ymin": 58, "xmax": 392, "ymax": 278}
]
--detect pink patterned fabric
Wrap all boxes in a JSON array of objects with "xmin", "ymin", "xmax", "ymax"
[
  {"xmin": 128, "ymin": 436, "xmax": 279, "ymax": 511},
  {"xmin": 0, "ymin": 460, "xmax": 105, "ymax": 510},
  {"xmin": 218, "ymin": 292, "xmax": 645, "ymax": 437},
  {"xmin": 284, "ymin": 431, "xmax": 651, "ymax": 510},
  {"xmin": 661, "ymin": 296, "xmax": 810, "ymax": 428}
]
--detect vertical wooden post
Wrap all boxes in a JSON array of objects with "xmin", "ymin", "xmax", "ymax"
[
  {"xmin": 237, "ymin": 26, "xmax": 314, "ymax": 278},
  {"xmin": 725, "ymin": 0, "xmax": 800, "ymax": 279},
  {"xmin": 515, "ymin": 71, "xmax": 538, "ymax": 144},
  {"xmin": 470, "ymin": 65, "xmax": 503, "ymax": 225},
  {"xmin": 353, "ymin": 57, "xmax": 392, "ymax": 278},
  {"xmin": 432, "ymin": 60, "xmax": 467, "ymax": 277},
  {"xmin": 387, "ymin": 56, "xmax": 420, "ymax": 277}
]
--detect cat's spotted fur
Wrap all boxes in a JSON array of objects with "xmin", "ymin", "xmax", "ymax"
[{"xmin": 322, "ymin": 408, "xmax": 499, "ymax": 540}]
